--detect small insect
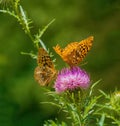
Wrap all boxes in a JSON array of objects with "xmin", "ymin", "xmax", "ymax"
[
  {"xmin": 53, "ymin": 36, "xmax": 94, "ymax": 67},
  {"xmin": 34, "ymin": 48, "xmax": 57, "ymax": 86}
]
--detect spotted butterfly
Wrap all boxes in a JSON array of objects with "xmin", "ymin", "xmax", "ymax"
[
  {"xmin": 53, "ymin": 36, "xmax": 93, "ymax": 67},
  {"xmin": 34, "ymin": 48, "xmax": 57, "ymax": 86}
]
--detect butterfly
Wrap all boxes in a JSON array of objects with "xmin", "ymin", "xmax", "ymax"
[
  {"xmin": 53, "ymin": 36, "xmax": 94, "ymax": 67},
  {"xmin": 34, "ymin": 48, "xmax": 57, "ymax": 86}
]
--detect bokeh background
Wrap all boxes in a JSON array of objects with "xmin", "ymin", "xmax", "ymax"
[{"xmin": 0, "ymin": 0, "xmax": 120, "ymax": 125}]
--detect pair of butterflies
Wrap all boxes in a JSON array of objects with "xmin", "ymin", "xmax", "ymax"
[{"xmin": 34, "ymin": 36, "xmax": 94, "ymax": 86}]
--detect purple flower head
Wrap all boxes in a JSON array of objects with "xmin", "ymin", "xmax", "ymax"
[{"xmin": 54, "ymin": 66, "xmax": 90, "ymax": 93}]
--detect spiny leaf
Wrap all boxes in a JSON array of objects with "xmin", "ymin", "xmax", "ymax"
[
  {"xmin": 0, "ymin": 8, "xmax": 18, "ymax": 19},
  {"xmin": 21, "ymin": 51, "xmax": 37, "ymax": 59},
  {"xmin": 99, "ymin": 89, "xmax": 110, "ymax": 99},
  {"xmin": 98, "ymin": 113, "xmax": 105, "ymax": 126},
  {"xmin": 89, "ymin": 79, "xmax": 102, "ymax": 96},
  {"xmin": 19, "ymin": 5, "xmax": 32, "ymax": 33},
  {"xmin": 34, "ymin": 19, "xmax": 55, "ymax": 49},
  {"xmin": 38, "ymin": 19, "xmax": 55, "ymax": 39}
]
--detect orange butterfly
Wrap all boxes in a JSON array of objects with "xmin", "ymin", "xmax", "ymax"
[
  {"xmin": 34, "ymin": 48, "xmax": 57, "ymax": 86},
  {"xmin": 53, "ymin": 36, "xmax": 93, "ymax": 67}
]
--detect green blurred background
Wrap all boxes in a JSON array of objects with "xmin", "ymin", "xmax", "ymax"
[{"xmin": 0, "ymin": 0, "xmax": 120, "ymax": 125}]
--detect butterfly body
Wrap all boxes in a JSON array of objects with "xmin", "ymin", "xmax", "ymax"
[
  {"xmin": 34, "ymin": 48, "xmax": 56, "ymax": 86},
  {"xmin": 53, "ymin": 36, "xmax": 93, "ymax": 66}
]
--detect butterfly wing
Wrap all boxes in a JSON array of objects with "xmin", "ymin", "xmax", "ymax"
[
  {"xmin": 34, "ymin": 66, "xmax": 56, "ymax": 86},
  {"xmin": 37, "ymin": 48, "xmax": 54, "ymax": 68},
  {"xmin": 34, "ymin": 48, "xmax": 56, "ymax": 86},
  {"xmin": 61, "ymin": 42, "xmax": 79, "ymax": 66},
  {"xmin": 53, "ymin": 36, "xmax": 93, "ymax": 66},
  {"xmin": 53, "ymin": 42, "xmax": 79, "ymax": 64},
  {"xmin": 53, "ymin": 45, "xmax": 63, "ymax": 58},
  {"xmin": 69, "ymin": 36, "xmax": 93, "ymax": 66}
]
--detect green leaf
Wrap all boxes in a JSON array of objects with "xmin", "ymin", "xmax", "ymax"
[
  {"xmin": 34, "ymin": 19, "xmax": 55, "ymax": 49},
  {"xmin": 98, "ymin": 113, "xmax": 105, "ymax": 126},
  {"xmin": 89, "ymin": 79, "xmax": 102, "ymax": 96},
  {"xmin": 20, "ymin": 51, "xmax": 37, "ymax": 59},
  {"xmin": 99, "ymin": 89, "xmax": 110, "ymax": 99}
]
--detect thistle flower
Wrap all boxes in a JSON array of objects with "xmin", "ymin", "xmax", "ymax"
[{"xmin": 54, "ymin": 66, "xmax": 90, "ymax": 93}]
